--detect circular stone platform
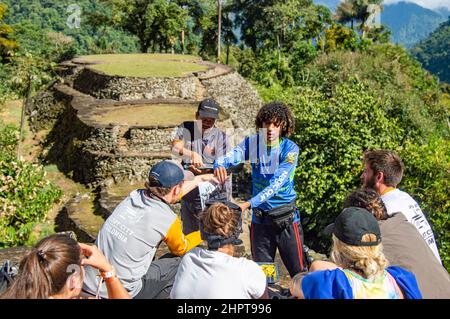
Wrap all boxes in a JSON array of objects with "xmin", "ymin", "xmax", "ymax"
[
  {"xmin": 31, "ymin": 54, "xmax": 262, "ymax": 184},
  {"xmin": 74, "ymin": 54, "xmax": 209, "ymax": 78},
  {"xmin": 90, "ymin": 102, "xmax": 198, "ymax": 127}
]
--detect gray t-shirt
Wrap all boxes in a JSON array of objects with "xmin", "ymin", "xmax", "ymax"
[
  {"xmin": 83, "ymin": 189, "xmax": 178, "ymax": 298},
  {"xmin": 175, "ymin": 121, "xmax": 232, "ymax": 202},
  {"xmin": 174, "ymin": 121, "xmax": 230, "ymax": 165},
  {"xmin": 379, "ymin": 212, "xmax": 450, "ymax": 299}
]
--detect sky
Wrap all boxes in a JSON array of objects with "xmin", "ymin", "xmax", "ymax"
[{"xmin": 382, "ymin": 0, "xmax": 450, "ymax": 10}]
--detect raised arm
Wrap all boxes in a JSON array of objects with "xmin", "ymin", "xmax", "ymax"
[
  {"xmin": 79, "ymin": 243, "xmax": 131, "ymax": 299},
  {"xmin": 214, "ymin": 137, "xmax": 249, "ymax": 183}
]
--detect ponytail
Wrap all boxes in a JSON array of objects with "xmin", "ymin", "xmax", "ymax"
[
  {"xmin": 1, "ymin": 234, "xmax": 81, "ymax": 299},
  {"xmin": 331, "ymin": 234, "xmax": 388, "ymax": 280}
]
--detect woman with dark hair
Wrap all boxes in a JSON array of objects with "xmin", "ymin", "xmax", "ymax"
[
  {"xmin": 170, "ymin": 202, "xmax": 268, "ymax": 299},
  {"xmin": 0, "ymin": 234, "xmax": 130, "ymax": 299},
  {"xmin": 214, "ymin": 102, "xmax": 308, "ymax": 278}
]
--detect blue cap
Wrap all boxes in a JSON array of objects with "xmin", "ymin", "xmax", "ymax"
[{"xmin": 148, "ymin": 160, "xmax": 194, "ymax": 188}]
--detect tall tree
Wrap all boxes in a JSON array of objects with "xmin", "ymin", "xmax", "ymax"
[
  {"xmin": 334, "ymin": 0, "xmax": 384, "ymax": 36},
  {"xmin": 217, "ymin": 0, "xmax": 221, "ymax": 62},
  {"xmin": 334, "ymin": 1, "xmax": 357, "ymax": 29},
  {"xmin": 233, "ymin": 0, "xmax": 331, "ymax": 56},
  {"xmin": 199, "ymin": 0, "xmax": 236, "ymax": 62},
  {"xmin": 101, "ymin": 0, "xmax": 189, "ymax": 53}
]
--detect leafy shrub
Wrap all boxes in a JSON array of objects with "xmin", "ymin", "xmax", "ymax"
[
  {"xmin": 259, "ymin": 61, "xmax": 450, "ymax": 270},
  {"xmin": 0, "ymin": 122, "xmax": 62, "ymax": 247},
  {"xmin": 259, "ymin": 80, "xmax": 404, "ymax": 237},
  {"xmin": 401, "ymin": 137, "xmax": 450, "ymax": 270}
]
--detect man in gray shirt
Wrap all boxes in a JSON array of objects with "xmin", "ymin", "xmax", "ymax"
[
  {"xmin": 83, "ymin": 160, "xmax": 217, "ymax": 299},
  {"xmin": 172, "ymin": 98, "xmax": 233, "ymax": 234}
]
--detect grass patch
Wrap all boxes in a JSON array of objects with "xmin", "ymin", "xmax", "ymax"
[
  {"xmin": 77, "ymin": 54, "xmax": 208, "ymax": 77},
  {"xmin": 0, "ymin": 100, "xmax": 22, "ymax": 125},
  {"xmin": 44, "ymin": 164, "xmax": 60, "ymax": 173},
  {"xmin": 92, "ymin": 103, "xmax": 198, "ymax": 126},
  {"xmin": 107, "ymin": 180, "xmax": 144, "ymax": 197}
]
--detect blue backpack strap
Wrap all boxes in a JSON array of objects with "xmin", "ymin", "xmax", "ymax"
[
  {"xmin": 386, "ymin": 266, "xmax": 423, "ymax": 299},
  {"xmin": 302, "ymin": 269, "xmax": 353, "ymax": 299}
]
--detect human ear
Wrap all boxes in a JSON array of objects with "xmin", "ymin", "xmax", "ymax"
[{"xmin": 376, "ymin": 171, "xmax": 384, "ymax": 184}]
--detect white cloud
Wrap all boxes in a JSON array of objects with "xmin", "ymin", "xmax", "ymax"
[{"xmin": 383, "ymin": 0, "xmax": 450, "ymax": 10}]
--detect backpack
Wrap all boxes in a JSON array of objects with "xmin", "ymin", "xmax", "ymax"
[{"xmin": 0, "ymin": 260, "xmax": 18, "ymax": 294}]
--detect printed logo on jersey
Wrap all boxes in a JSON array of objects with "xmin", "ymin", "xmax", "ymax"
[{"xmin": 286, "ymin": 152, "xmax": 298, "ymax": 164}]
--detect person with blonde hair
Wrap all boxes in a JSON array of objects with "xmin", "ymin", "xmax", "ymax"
[
  {"xmin": 289, "ymin": 207, "xmax": 422, "ymax": 299},
  {"xmin": 170, "ymin": 201, "xmax": 268, "ymax": 299},
  {"xmin": 344, "ymin": 188, "xmax": 450, "ymax": 299}
]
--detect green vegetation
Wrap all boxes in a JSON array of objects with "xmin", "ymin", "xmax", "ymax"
[
  {"xmin": 0, "ymin": 121, "xmax": 62, "ymax": 247},
  {"xmin": 0, "ymin": 3, "xmax": 18, "ymax": 61},
  {"xmin": 79, "ymin": 54, "xmax": 207, "ymax": 77},
  {"xmin": 1, "ymin": 0, "xmax": 139, "ymax": 55},
  {"xmin": 257, "ymin": 43, "xmax": 449, "ymax": 270},
  {"xmin": 411, "ymin": 18, "xmax": 450, "ymax": 84}
]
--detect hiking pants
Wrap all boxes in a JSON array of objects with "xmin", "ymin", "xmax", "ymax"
[{"xmin": 250, "ymin": 217, "xmax": 307, "ymax": 278}]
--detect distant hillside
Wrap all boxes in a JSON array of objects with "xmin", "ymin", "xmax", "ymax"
[
  {"xmin": 313, "ymin": 1, "xmax": 447, "ymax": 48},
  {"xmin": 382, "ymin": 2, "xmax": 447, "ymax": 48},
  {"xmin": 411, "ymin": 18, "xmax": 450, "ymax": 83}
]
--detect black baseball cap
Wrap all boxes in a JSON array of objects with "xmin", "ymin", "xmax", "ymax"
[
  {"xmin": 148, "ymin": 160, "xmax": 194, "ymax": 188},
  {"xmin": 324, "ymin": 207, "xmax": 381, "ymax": 247},
  {"xmin": 198, "ymin": 98, "xmax": 220, "ymax": 119}
]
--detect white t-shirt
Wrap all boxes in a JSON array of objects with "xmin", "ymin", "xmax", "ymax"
[
  {"xmin": 170, "ymin": 247, "xmax": 267, "ymax": 299},
  {"xmin": 381, "ymin": 189, "xmax": 442, "ymax": 263}
]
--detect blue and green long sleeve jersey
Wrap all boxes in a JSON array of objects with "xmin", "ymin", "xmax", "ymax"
[{"xmin": 214, "ymin": 134, "xmax": 299, "ymax": 214}]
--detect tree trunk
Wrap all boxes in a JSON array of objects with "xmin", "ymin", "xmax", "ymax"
[
  {"xmin": 226, "ymin": 44, "xmax": 230, "ymax": 65},
  {"xmin": 217, "ymin": 0, "xmax": 222, "ymax": 63},
  {"xmin": 140, "ymin": 41, "xmax": 149, "ymax": 53},
  {"xmin": 276, "ymin": 34, "xmax": 281, "ymax": 68},
  {"xmin": 181, "ymin": 29, "xmax": 185, "ymax": 54},
  {"xmin": 18, "ymin": 72, "xmax": 32, "ymax": 159}
]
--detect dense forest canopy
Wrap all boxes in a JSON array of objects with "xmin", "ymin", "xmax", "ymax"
[{"xmin": 412, "ymin": 18, "xmax": 450, "ymax": 84}]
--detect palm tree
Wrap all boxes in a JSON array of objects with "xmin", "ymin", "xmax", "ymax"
[
  {"xmin": 335, "ymin": 0, "xmax": 383, "ymax": 34},
  {"xmin": 335, "ymin": 1, "xmax": 357, "ymax": 30}
]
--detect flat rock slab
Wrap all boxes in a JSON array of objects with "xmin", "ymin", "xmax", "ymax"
[{"xmin": 0, "ymin": 247, "xmax": 31, "ymax": 264}]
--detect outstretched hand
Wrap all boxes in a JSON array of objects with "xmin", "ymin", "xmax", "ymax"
[
  {"xmin": 214, "ymin": 166, "xmax": 228, "ymax": 184},
  {"xmin": 190, "ymin": 151, "xmax": 204, "ymax": 167}
]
